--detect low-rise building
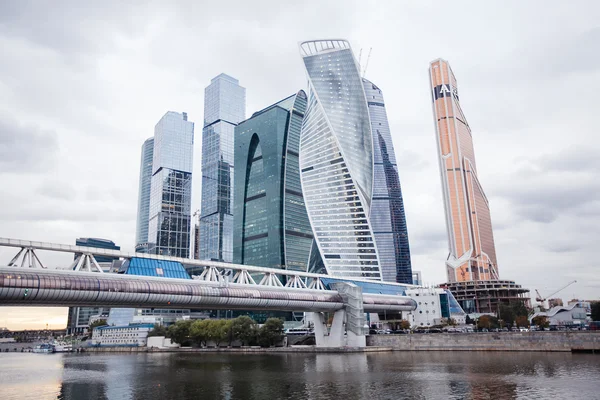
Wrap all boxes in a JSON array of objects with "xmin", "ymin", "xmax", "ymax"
[
  {"xmin": 404, "ymin": 287, "xmax": 466, "ymax": 328},
  {"xmin": 90, "ymin": 324, "xmax": 154, "ymax": 347},
  {"xmin": 530, "ymin": 302, "xmax": 590, "ymax": 327}
]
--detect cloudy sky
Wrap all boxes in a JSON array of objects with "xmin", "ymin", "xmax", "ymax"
[{"xmin": 0, "ymin": 1, "xmax": 598, "ymax": 329}]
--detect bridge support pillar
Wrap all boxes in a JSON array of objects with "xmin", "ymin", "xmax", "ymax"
[{"xmin": 307, "ymin": 282, "xmax": 367, "ymax": 348}]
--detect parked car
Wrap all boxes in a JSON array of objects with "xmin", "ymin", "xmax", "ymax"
[{"xmin": 519, "ymin": 328, "xmax": 529, "ymax": 332}]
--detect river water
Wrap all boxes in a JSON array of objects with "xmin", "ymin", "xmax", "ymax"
[{"xmin": 0, "ymin": 351, "xmax": 598, "ymax": 399}]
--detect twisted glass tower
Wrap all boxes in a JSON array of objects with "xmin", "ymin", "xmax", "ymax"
[
  {"xmin": 135, "ymin": 137, "xmax": 154, "ymax": 253},
  {"xmin": 299, "ymin": 40, "xmax": 382, "ymax": 280}
]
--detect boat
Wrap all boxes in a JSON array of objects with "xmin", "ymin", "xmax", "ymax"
[
  {"xmin": 32, "ymin": 343, "xmax": 55, "ymax": 354},
  {"xmin": 51, "ymin": 340, "xmax": 74, "ymax": 352}
]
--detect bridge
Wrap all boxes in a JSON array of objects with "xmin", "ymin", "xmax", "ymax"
[{"xmin": 0, "ymin": 238, "xmax": 418, "ymax": 347}]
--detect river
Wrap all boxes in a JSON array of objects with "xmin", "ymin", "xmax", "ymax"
[{"xmin": 0, "ymin": 352, "xmax": 598, "ymax": 399}]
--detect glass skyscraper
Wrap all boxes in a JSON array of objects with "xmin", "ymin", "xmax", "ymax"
[
  {"xmin": 363, "ymin": 78, "xmax": 413, "ymax": 284},
  {"xmin": 233, "ymin": 91, "xmax": 313, "ymax": 272},
  {"xmin": 135, "ymin": 137, "xmax": 154, "ymax": 253},
  {"xmin": 298, "ymin": 40, "xmax": 382, "ymax": 280},
  {"xmin": 199, "ymin": 74, "xmax": 245, "ymax": 262},
  {"xmin": 147, "ymin": 111, "xmax": 194, "ymax": 258},
  {"xmin": 429, "ymin": 59, "xmax": 499, "ymax": 283}
]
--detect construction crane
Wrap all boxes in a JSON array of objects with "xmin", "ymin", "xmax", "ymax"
[
  {"xmin": 362, "ymin": 47, "xmax": 372, "ymax": 78},
  {"xmin": 535, "ymin": 280, "xmax": 577, "ymax": 302}
]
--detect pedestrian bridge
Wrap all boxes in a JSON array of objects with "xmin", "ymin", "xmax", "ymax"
[{"xmin": 0, "ymin": 237, "xmax": 418, "ymax": 347}]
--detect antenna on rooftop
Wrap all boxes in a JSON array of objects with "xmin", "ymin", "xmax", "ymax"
[
  {"xmin": 358, "ymin": 48, "xmax": 363, "ymax": 72},
  {"xmin": 362, "ymin": 47, "xmax": 372, "ymax": 78}
]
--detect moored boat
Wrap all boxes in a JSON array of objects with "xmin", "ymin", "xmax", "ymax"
[{"xmin": 32, "ymin": 343, "xmax": 55, "ymax": 353}]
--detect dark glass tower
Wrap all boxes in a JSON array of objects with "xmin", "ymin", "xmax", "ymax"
[
  {"xmin": 363, "ymin": 78, "xmax": 413, "ymax": 284},
  {"xmin": 233, "ymin": 91, "xmax": 312, "ymax": 271},
  {"xmin": 199, "ymin": 74, "xmax": 246, "ymax": 262}
]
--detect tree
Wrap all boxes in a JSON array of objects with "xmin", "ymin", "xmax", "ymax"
[
  {"xmin": 465, "ymin": 315, "xmax": 474, "ymax": 325},
  {"xmin": 258, "ymin": 318, "xmax": 284, "ymax": 347},
  {"xmin": 209, "ymin": 320, "xmax": 232, "ymax": 347},
  {"xmin": 190, "ymin": 319, "xmax": 211, "ymax": 347},
  {"xmin": 148, "ymin": 324, "xmax": 167, "ymax": 337},
  {"xmin": 498, "ymin": 304, "xmax": 515, "ymax": 327},
  {"xmin": 532, "ymin": 316, "xmax": 549, "ymax": 329},
  {"xmin": 89, "ymin": 319, "xmax": 108, "ymax": 331},
  {"xmin": 591, "ymin": 302, "xmax": 600, "ymax": 321},
  {"xmin": 167, "ymin": 320, "xmax": 193, "ymax": 346},
  {"xmin": 477, "ymin": 315, "xmax": 492, "ymax": 330},
  {"xmin": 399, "ymin": 320, "xmax": 411, "ymax": 330},
  {"xmin": 515, "ymin": 315, "xmax": 529, "ymax": 328},
  {"xmin": 231, "ymin": 316, "xmax": 258, "ymax": 346}
]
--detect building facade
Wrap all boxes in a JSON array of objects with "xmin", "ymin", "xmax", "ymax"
[
  {"xmin": 135, "ymin": 137, "xmax": 154, "ymax": 253},
  {"xmin": 298, "ymin": 39, "xmax": 382, "ymax": 280},
  {"xmin": 429, "ymin": 59, "xmax": 499, "ymax": 283},
  {"xmin": 363, "ymin": 78, "xmax": 412, "ymax": 284},
  {"xmin": 233, "ymin": 91, "xmax": 312, "ymax": 272},
  {"xmin": 147, "ymin": 111, "xmax": 194, "ymax": 258},
  {"xmin": 199, "ymin": 73, "xmax": 246, "ymax": 262},
  {"xmin": 68, "ymin": 238, "xmax": 119, "ymax": 334},
  {"xmin": 90, "ymin": 324, "xmax": 154, "ymax": 347}
]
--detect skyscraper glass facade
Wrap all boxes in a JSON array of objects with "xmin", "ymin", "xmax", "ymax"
[
  {"xmin": 429, "ymin": 59, "xmax": 499, "ymax": 283},
  {"xmin": 233, "ymin": 91, "xmax": 313, "ymax": 271},
  {"xmin": 199, "ymin": 73, "xmax": 245, "ymax": 262},
  {"xmin": 135, "ymin": 137, "xmax": 154, "ymax": 253},
  {"xmin": 147, "ymin": 111, "xmax": 194, "ymax": 258},
  {"xmin": 363, "ymin": 78, "xmax": 413, "ymax": 284},
  {"xmin": 299, "ymin": 40, "xmax": 382, "ymax": 280}
]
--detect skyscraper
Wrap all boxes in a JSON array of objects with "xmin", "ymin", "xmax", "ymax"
[
  {"xmin": 199, "ymin": 73, "xmax": 246, "ymax": 262},
  {"xmin": 429, "ymin": 59, "xmax": 499, "ymax": 283},
  {"xmin": 147, "ymin": 111, "xmax": 194, "ymax": 258},
  {"xmin": 233, "ymin": 91, "xmax": 313, "ymax": 271},
  {"xmin": 135, "ymin": 137, "xmax": 154, "ymax": 253},
  {"xmin": 363, "ymin": 78, "xmax": 413, "ymax": 284},
  {"xmin": 299, "ymin": 39, "xmax": 382, "ymax": 280}
]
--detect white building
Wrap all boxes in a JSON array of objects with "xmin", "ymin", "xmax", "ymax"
[
  {"xmin": 404, "ymin": 287, "xmax": 466, "ymax": 328},
  {"xmin": 530, "ymin": 302, "xmax": 590, "ymax": 327},
  {"xmin": 90, "ymin": 324, "xmax": 154, "ymax": 347}
]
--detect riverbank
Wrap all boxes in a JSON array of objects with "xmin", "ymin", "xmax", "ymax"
[
  {"xmin": 367, "ymin": 331, "xmax": 600, "ymax": 352},
  {"xmin": 83, "ymin": 345, "xmax": 393, "ymax": 353}
]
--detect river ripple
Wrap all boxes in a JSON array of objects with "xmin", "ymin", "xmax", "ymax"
[{"xmin": 0, "ymin": 351, "xmax": 599, "ymax": 399}]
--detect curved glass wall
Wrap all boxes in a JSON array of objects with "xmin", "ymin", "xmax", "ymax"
[
  {"xmin": 299, "ymin": 40, "xmax": 382, "ymax": 280},
  {"xmin": 363, "ymin": 78, "xmax": 413, "ymax": 284}
]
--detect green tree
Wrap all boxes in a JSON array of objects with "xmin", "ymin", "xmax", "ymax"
[
  {"xmin": 89, "ymin": 319, "xmax": 108, "ymax": 330},
  {"xmin": 258, "ymin": 318, "xmax": 284, "ymax": 347},
  {"xmin": 167, "ymin": 320, "xmax": 193, "ymax": 346},
  {"xmin": 190, "ymin": 319, "xmax": 211, "ymax": 347},
  {"xmin": 148, "ymin": 324, "xmax": 167, "ymax": 337},
  {"xmin": 532, "ymin": 316, "xmax": 549, "ymax": 329},
  {"xmin": 210, "ymin": 320, "xmax": 233, "ymax": 347},
  {"xmin": 499, "ymin": 304, "xmax": 516, "ymax": 326},
  {"xmin": 591, "ymin": 302, "xmax": 600, "ymax": 321},
  {"xmin": 231, "ymin": 316, "xmax": 258, "ymax": 346},
  {"xmin": 465, "ymin": 315, "xmax": 474, "ymax": 325}
]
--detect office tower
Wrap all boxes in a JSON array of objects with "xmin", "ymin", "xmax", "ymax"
[
  {"xmin": 233, "ymin": 91, "xmax": 313, "ymax": 271},
  {"xmin": 363, "ymin": 78, "xmax": 413, "ymax": 284},
  {"xmin": 199, "ymin": 73, "xmax": 246, "ymax": 262},
  {"xmin": 135, "ymin": 137, "xmax": 154, "ymax": 253},
  {"xmin": 74, "ymin": 237, "xmax": 120, "ymax": 263},
  {"xmin": 429, "ymin": 59, "xmax": 499, "ymax": 283},
  {"xmin": 298, "ymin": 39, "xmax": 382, "ymax": 280},
  {"xmin": 68, "ymin": 237, "xmax": 119, "ymax": 334},
  {"xmin": 147, "ymin": 111, "xmax": 194, "ymax": 258}
]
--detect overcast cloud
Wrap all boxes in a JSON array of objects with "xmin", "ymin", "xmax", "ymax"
[{"xmin": 0, "ymin": 1, "xmax": 598, "ymax": 329}]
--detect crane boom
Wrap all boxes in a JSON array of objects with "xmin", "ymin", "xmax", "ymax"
[{"xmin": 545, "ymin": 280, "xmax": 577, "ymax": 300}]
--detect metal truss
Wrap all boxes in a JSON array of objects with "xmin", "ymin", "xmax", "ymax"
[
  {"xmin": 8, "ymin": 247, "xmax": 46, "ymax": 269},
  {"xmin": 68, "ymin": 253, "xmax": 104, "ymax": 273}
]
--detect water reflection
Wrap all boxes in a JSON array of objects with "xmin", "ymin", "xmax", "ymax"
[{"xmin": 1, "ymin": 351, "xmax": 599, "ymax": 400}]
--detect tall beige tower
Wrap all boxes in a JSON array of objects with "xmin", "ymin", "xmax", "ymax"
[{"xmin": 429, "ymin": 59, "xmax": 499, "ymax": 283}]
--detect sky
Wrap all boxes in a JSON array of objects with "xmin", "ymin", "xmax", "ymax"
[{"xmin": 0, "ymin": 1, "xmax": 598, "ymax": 330}]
